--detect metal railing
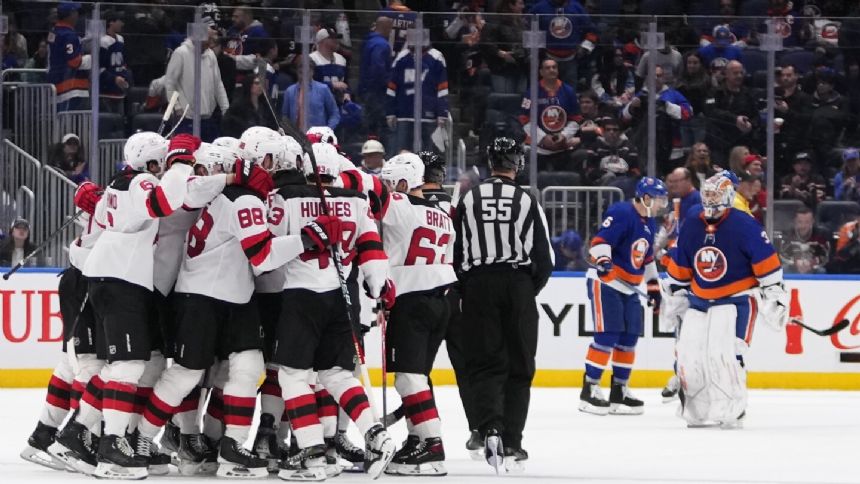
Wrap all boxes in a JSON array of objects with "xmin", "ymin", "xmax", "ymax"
[
  {"xmin": 39, "ymin": 165, "xmax": 79, "ymax": 267},
  {"xmin": 7, "ymin": 83, "xmax": 57, "ymax": 163},
  {"xmin": 541, "ymin": 186, "xmax": 625, "ymax": 243},
  {"xmin": 97, "ymin": 139, "xmax": 126, "ymax": 186},
  {"xmin": 1, "ymin": 139, "xmax": 42, "ymax": 231},
  {"xmin": 57, "ymin": 110, "xmax": 93, "ymax": 153}
]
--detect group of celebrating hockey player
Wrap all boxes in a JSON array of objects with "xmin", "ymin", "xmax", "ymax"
[{"xmin": 19, "ymin": 122, "xmax": 504, "ymax": 480}]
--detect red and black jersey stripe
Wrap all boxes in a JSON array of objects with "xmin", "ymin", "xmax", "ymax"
[
  {"xmin": 146, "ymin": 186, "xmax": 175, "ymax": 218},
  {"xmin": 103, "ymin": 381, "xmax": 138, "ymax": 414},
  {"xmin": 285, "ymin": 393, "xmax": 320, "ymax": 430},
  {"xmin": 45, "ymin": 375, "xmax": 72, "ymax": 411},
  {"xmin": 241, "ymin": 230, "xmax": 275, "ymax": 266},
  {"xmin": 314, "ymin": 388, "xmax": 338, "ymax": 418},
  {"xmin": 356, "ymin": 232, "xmax": 386, "ymax": 265},
  {"xmin": 223, "ymin": 395, "xmax": 256, "ymax": 427},
  {"xmin": 338, "ymin": 386, "xmax": 370, "ymax": 423}
]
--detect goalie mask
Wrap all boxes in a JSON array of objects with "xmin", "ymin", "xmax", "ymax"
[
  {"xmin": 240, "ymin": 127, "xmax": 288, "ymax": 172},
  {"xmin": 419, "ymin": 150, "xmax": 446, "ymax": 184},
  {"xmin": 701, "ymin": 174, "xmax": 735, "ymax": 220},
  {"xmin": 487, "ymin": 137, "xmax": 525, "ymax": 172},
  {"xmin": 124, "ymin": 131, "xmax": 168, "ymax": 172},
  {"xmin": 381, "ymin": 152, "xmax": 425, "ymax": 192}
]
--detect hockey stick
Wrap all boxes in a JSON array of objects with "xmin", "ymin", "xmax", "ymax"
[
  {"xmin": 377, "ymin": 304, "xmax": 388, "ymax": 428},
  {"xmin": 793, "ymin": 318, "xmax": 849, "ymax": 337},
  {"xmin": 257, "ymin": 59, "xmax": 286, "ymax": 137},
  {"xmin": 3, "ymin": 211, "xmax": 83, "ymax": 280},
  {"xmin": 157, "ymin": 92, "xmax": 180, "ymax": 136},
  {"xmin": 164, "ymin": 103, "xmax": 190, "ymax": 139}
]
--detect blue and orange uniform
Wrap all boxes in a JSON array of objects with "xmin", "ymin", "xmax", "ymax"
[
  {"xmin": 585, "ymin": 201, "xmax": 658, "ymax": 385},
  {"xmin": 48, "ymin": 20, "xmax": 90, "ymax": 109},
  {"xmin": 666, "ymin": 206, "xmax": 782, "ymax": 355}
]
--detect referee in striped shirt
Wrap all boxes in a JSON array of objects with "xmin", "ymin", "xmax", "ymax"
[{"xmin": 453, "ymin": 137, "xmax": 554, "ymax": 472}]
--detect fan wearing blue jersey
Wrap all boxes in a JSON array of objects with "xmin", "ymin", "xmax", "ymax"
[
  {"xmin": 663, "ymin": 174, "xmax": 787, "ymax": 429},
  {"xmin": 579, "ymin": 177, "xmax": 667, "ymax": 416}
]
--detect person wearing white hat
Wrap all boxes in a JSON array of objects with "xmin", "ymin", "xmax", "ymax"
[{"xmin": 360, "ymin": 139, "xmax": 386, "ymax": 175}]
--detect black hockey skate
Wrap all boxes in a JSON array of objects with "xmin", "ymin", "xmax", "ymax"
[
  {"xmin": 385, "ymin": 434, "xmax": 419, "ymax": 475},
  {"xmin": 466, "ymin": 429, "xmax": 484, "ymax": 461},
  {"xmin": 323, "ymin": 437, "xmax": 343, "ymax": 478},
  {"xmin": 49, "ymin": 419, "xmax": 98, "ymax": 474},
  {"xmin": 21, "ymin": 422, "xmax": 66, "ymax": 471},
  {"xmin": 387, "ymin": 437, "xmax": 447, "ymax": 476},
  {"xmin": 484, "ymin": 428, "xmax": 504, "ymax": 474},
  {"xmin": 94, "ymin": 434, "xmax": 148, "ymax": 480},
  {"xmin": 609, "ymin": 382, "xmax": 644, "ymax": 415},
  {"xmin": 252, "ymin": 413, "xmax": 280, "ymax": 472},
  {"xmin": 364, "ymin": 423, "xmax": 396, "ymax": 479},
  {"xmin": 216, "ymin": 436, "xmax": 268, "ymax": 478},
  {"xmin": 177, "ymin": 433, "xmax": 212, "ymax": 476},
  {"xmin": 129, "ymin": 429, "xmax": 170, "ymax": 475},
  {"xmin": 504, "ymin": 446, "xmax": 528, "ymax": 473},
  {"xmin": 277, "ymin": 444, "xmax": 326, "ymax": 481},
  {"xmin": 661, "ymin": 375, "xmax": 680, "ymax": 403},
  {"xmin": 578, "ymin": 375, "xmax": 610, "ymax": 416},
  {"xmin": 160, "ymin": 419, "xmax": 180, "ymax": 454},
  {"xmin": 334, "ymin": 429, "xmax": 365, "ymax": 472},
  {"xmin": 200, "ymin": 435, "xmax": 220, "ymax": 474}
]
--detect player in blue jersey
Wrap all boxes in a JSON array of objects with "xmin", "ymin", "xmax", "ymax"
[
  {"xmin": 663, "ymin": 174, "xmax": 787, "ymax": 429},
  {"xmin": 579, "ymin": 177, "xmax": 668, "ymax": 416}
]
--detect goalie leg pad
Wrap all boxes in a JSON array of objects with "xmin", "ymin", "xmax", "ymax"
[{"xmin": 677, "ymin": 305, "xmax": 747, "ymax": 426}]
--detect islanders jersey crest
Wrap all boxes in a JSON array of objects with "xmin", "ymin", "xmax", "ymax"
[{"xmin": 694, "ymin": 246, "xmax": 728, "ymax": 282}]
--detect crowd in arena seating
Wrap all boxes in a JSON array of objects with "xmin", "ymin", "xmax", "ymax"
[{"xmin": 3, "ymin": 0, "xmax": 860, "ymax": 273}]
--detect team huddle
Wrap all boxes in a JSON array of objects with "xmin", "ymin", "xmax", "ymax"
[{"xmin": 19, "ymin": 125, "xmax": 465, "ymax": 480}]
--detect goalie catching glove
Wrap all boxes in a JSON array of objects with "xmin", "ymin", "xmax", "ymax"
[
  {"xmin": 300, "ymin": 215, "xmax": 343, "ymax": 252},
  {"xmin": 233, "ymin": 158, "xmax": 274, "ymax": 200},
  {"xmin": 760, "ymin": 283, "xmax": 789, "ymax": 330}
]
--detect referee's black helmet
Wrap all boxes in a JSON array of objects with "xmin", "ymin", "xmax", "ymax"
[{"xmin": 487, "ymin": 137, "xmax": 525, "ymax": 173}]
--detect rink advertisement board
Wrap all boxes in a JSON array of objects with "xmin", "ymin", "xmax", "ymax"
[{"xmin": 2, "ymin": 269, "xmax": 860, "ymax": 389}]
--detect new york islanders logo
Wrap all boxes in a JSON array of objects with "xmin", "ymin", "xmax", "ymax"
[
  {"xmin": 541, "ymin": 105, "xmax": 568, "ymax": 133},
  {"xmin": 549, "ymin": 16, "xmax": 573, "ymax": 39},
  {"xmin": 694, "ymin": 247, "xmax": 728, "ymax": 282},
  {"xmin": 630, "ymin": 238, "xmax": 649, "ymax": 269}
]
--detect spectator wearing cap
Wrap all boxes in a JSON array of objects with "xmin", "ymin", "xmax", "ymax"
[
  {"xmin": 99, "ymin": 11, "xmax": 132, "ymax": 114},
  {"xmin": 704, "ymin": 60, "xmax": 758, "ymax": 165},
  {"xmin": 360, "ymin": 139, "xmax": 386, "ymax": 175},
  {"xmin": 49, "ymin": 2, "xmax": 91, "ymax": 111},
  {"xmin": 165, "ymin": 26, "xmax": 230, "ymax": 142},
  {"xmin": 0, "ymin": 219, "xmax": 41, "ymax": 267},
  {"xmin": 677, "ymin": 51, "xmax": 712, "ymax": 147},
  {"xmin": 834, "ymin": 148, "xmax": 860, "ymax": 202},
  {"xmin": 282, "ymin": 60, "xmax": 340, "ymax": 131},
  {"xmin": 697, "ymin": 26, "xmax": 743, "ymax": 69},
  {"xmin": 551, "ymin": 229, "xmax": 588, "ymax": 271},
  {"xmin": 810, "ymin": 67, "xmax": 852, "ymax": 164},
  {"xmin": 359, "ymin": 17, "xmax": 393, "ymax": 139},
  {"xmin": 311, "ymin": 27, "xmax": 350, "ymax": 105},
  {"xmin": 777, "ymin": 207, "xmax": 830, "ymax": 274},
  {"xmin": 529, "ymin": 0, "xmax": 598, "ymax": 88},
  {"xmin": 221, "ymin": 75, "xmax": 279, "ymax": 138},
  {"xmin": 774, "ymin": 64, "xmax": 813, "ymax": 175},
  {"xmin": 734, "ymin": 171, "xmax": 764, "ymax": 223},
  {"xmin": 779, "ymin": 151, "xmax": 827, "ymax": 207},
  {"xmin": 48, "ymin": 133, "xmax": 89, "ymax": 184},
  {"xmin": 224, "ymin": 6, "xmax": 270, "ymax": 86},
  {"xmin": 582, "ymin": 117, "xmax": 638, "ymax": 187}
]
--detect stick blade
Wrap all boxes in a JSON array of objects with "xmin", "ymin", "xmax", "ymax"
[{"xmin": 823, "ymin": 319, "xmax": 850, "ymax": 336}]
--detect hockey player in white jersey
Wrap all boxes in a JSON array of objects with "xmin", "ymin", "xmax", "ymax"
[
  {"xmin": 378, "ymin": 153, "xmax": 457, "ymax": 476},
  {"xmin": 78, "ymin": 132, "xmax": 197, "ymax": 479},
  {"xmin": 270, "ymin": 142, "xmax": 397, "ymax": 481}
]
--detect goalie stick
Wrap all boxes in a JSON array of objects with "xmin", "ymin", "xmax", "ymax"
[{"xmin": 792, "ymin": 318, "xmax": 849, "ymax": 337}]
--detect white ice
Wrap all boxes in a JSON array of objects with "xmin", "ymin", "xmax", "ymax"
[{"xmin": 3, "ymin": 387, "xmax": 857, "ymax": 483}]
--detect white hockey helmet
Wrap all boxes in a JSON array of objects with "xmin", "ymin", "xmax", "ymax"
[
  {"xmin": 240, "ymin": 126, "xmax": 288, "ymax": 172},
  {"xmin": 212, "ymin": 136, "xmax": 242, "ymax": 153},
  {"xmin": 306, "ymin": 126, "xmax": 338, "ymax": 146},
  {"xmin": 304, "ymin": 142, "xmax": 346, "ymax": 180},
  {"xmin": 194, "ymin": 143, "xmax": 239, "ymax": 175},
  {"xmin": 124, "ymin": 131, "xmax": 168, "ymax": 172},
  {"xmin": 282, "ymin": 135, "xmax": 307, "ymax": 172},
  {"xmin": 701, "ymin": 173, "xmax": 736, "ymax": 219},
  {"xmin": 381, "ymin": 152, "xmax": 425, "ymax": 191}
]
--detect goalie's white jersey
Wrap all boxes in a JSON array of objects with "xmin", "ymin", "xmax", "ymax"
[
  {"xmin": 381, "ymin": 192, "xmax": 456, "ymax": 295},
  {"xmin": 269, "ymin": 185, "xmax": 389, "ymax": 293},
  {"xmin": 84, "ymin": 163, "xmax": 193, "ymax": 290},
  {"xmin": 174, "ymin": 186, "xmax": 304, "ymax": 304}
]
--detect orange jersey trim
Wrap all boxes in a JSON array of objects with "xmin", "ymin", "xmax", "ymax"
[
  {"xmin": 752, "ymin": 253, "xmax": 781, "ymax": 277},
  {"xmin": 692, "ymin": 276, "xmax": 757, "ymax": 300},
  {"xmin": 592, "ymin": 279, "xmax": 604, "ymax": 332},
  {"xmin": 611, "ymin": 349, "xmax": 635, "ymax": 365},
  {"xmin": 56, "ymin": 78, "xmax": 89, "ymax": 94},
  {"xmin": 586, "ymin": 346, "xmax": 610, "ymax": 366},
  {"xmin": 667, "ymin": 259, "xmax": 692, "ymax": 282}
]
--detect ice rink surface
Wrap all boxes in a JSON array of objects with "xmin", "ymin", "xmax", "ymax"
[{"xmin": 3, "ymin": 386, "xmax": 857, "ymax": 483}]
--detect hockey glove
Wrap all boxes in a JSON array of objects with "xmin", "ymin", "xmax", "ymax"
[
  {"xmin": 234, "ymin": 159, "xmax": 274, "ymax": 200},
  {"xmin": 301, "ymin": 215, "xmax": 343, "ymax": 252},
  {"xmin": 647, "ymin": 279, "xmax": 661, "ymax": 315},
  {"xmin": 364, "ymin": 278, "xmax": 396, "ymax": 310},
  {"xmin": 761, "ymin": 283, "xmax": 789, "ymax": 330},
  {"xmin": 165, "ymin": 133, "xmax": 201, "ymax": 167},
  {"xmin": 593, "ymin": 255, "xmax": 613, "ymax": 275},
  {"xmin": 74, "ymin": 181, "xmax": 103, "ymax": 215}
]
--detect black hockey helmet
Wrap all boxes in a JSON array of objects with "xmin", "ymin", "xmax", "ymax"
[
  {"xmin": 487, "ymin": 137, "xmax": 524, "ymax": 172},
  {"xmin": 418, "ymin": 150, "xmax": 446, "ymax": 184}
]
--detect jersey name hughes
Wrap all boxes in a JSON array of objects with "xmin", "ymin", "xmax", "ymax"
[{"xmin": 299, "ymin": 200, "xmax": 353, "ymax": 218}]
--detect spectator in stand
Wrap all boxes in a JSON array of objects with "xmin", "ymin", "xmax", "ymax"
[
  {"xmin": 529, "ymin": 0, "xmax": 598, "ymax": 88},
  {"xmin": 591, "ymin": 45, "xmax": 635, "ymax": 112},
  {"xmin": 740, "ymin": 154, "xmax": 768, "ymax": 215},
  {"xmin": 359, "ymin": 16, "xmax": 393, "ymax": 139},
  {"xmin": 698, "ymin": 0, "xmax": 753, "ymax": 48},
  {"xmin": 211, "ymin": 33, "xmax": 238, "ymax": 103},
  {"xmin": 480, "ymin": 0, "xmax": 527, "ymax": 94},
  {"xmin": 311, "ymin": 27, "xmax": 350, "ymax": 104},
  {"xmin": 734, "ymin": 171, "xmax": 764, "ymax": 223},
  {"xmin": 635, "ymin": 40, "xmax": 683, "ymax": 88},
  {"xmin": 48, "ymin": 133, "xmax": 89, "ymax": 184},
  {"xmin": 834, "ymin": 148, "xmax": 860, "ymax": 202},
  {"xmin": 574, "ymin": 90, "xmax": 603, "ymax": 145},
  {"xmin": 582, "ymin": 117, "xmax": 639, "ymax": 187},
  {"xmin": 386, "ymin": 45, "xmax": 449, "ymax": 155},
  {"xmin": 704, "ymin": 60, "xmax": 758, "ymax": 166},
  {"xmin": 519, "ymin": 58, "xmax": 580, "ymax": 172},
  {"xmin": 665, "ymin": 167, "xmax": 702, "ymax": 227},
  {"xmin": 380, "ymin": 0, "xmax": 416, "ymax": 55},
  {"xmin": 49, "ymin": 2, "xmax": 91, "ymax": 112},
  {"xmin": 22, "ymin": 38, "xmax": 49, "ymax": 83},
  {"xmin": 810, "ymin": 67, "xmax": 852, "ymax": 165},
  {"xmin": 774, "ymin": 64, "xmax": 813, "ymax": 175},
  {"xmin": 698, "ymin": 26, "xmax": 743, "ymax": 69},
  {"xmin": 224, "ymin": 6, "xmax": 270, "ymax": 87},
  {"xmin": 5, "ymin": 19, "xmax": 27, "ymax": 67},
  {"xmin": 677, "ymin": 51, "xmax": 711, "ymax": 147},
  {"xmin": 0, "ymin": 219, "xmax": 41, "ymax": 267},
  {"xmin": 282, "ymin": 60, "xmax": 340, "ymax": 132},
  {"xmin": 777, "ymin": 207, "xmax": 830, "ymax": 274},
  {"xmin": 828, "ymin": 213, "xmax": 860, "ymax": 273},
  {"xmin": 622, "ymin": 64, "xmax": 692, "ymax": 171},
  {"xmin": 221, "ymin": 76, "xmax": 279, "ymax": 138},
  {"xmin": 727, "ymin": 144, "xmax": 751, "ymax": 174},
  {"xmin": 2, "ymin": 35, "xmax": 19, "ymax": 70},
  {"xmin": 764, "ymin": 0, "xmax": 805, "ymax": 48},
  {"xmin": 845, "ymin": 61, "xmax": 860, "ymax": 144},
  {"xmin": 779, "ymin": 151, "xmax": 827, "ymax": 207},
  {"xmin": 551, "ymin": 229, "xmax": 588, "ymax": 271},
  {"xmin": 685, "ymin": 142, "xmax": 717, "ymax": 189},
  {"xmin": 164, "ymin": 26, "xmax": 230, "ymax": 142},
  {"xmin": 99, "ymin": 11, "xmax": 132, "ymax": 114},
  {"xmin": 359, "ymin": 139, "xmax": 386, "ymax": 175}
]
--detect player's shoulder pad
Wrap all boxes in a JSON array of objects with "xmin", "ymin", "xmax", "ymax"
[{"xmin": 222, "ymin": 184, "xmax": 262, "ymax": 202}]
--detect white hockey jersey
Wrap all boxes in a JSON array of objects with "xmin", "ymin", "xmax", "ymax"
[
  {"xmin": 381, "ymin": 192, "xmax": 456, "ymax": 295},
  {"xmin": 336, "ymin": 168, "xmax": 390, "ymax": 221},
  {"xmin": 270, "ymin": 185, "xmax": 389, "ymax": 294},
  {"xmin": 254, "ymin": 171, "xmax": 307, "ymax": 295},
  {"xmin": 174, "ymin": 185, "xmax": 305, "ymax": 304},
  {"xmin": 153, "ymin": 175, "xmax": 228, "ymax": 296},
  {"xmin": 83, "ymin": 164, "xmax": 193, "ymax": 290},
  {"xmin": 68, "ymin": 212, "xmax": 105, "ymax": 270}
]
